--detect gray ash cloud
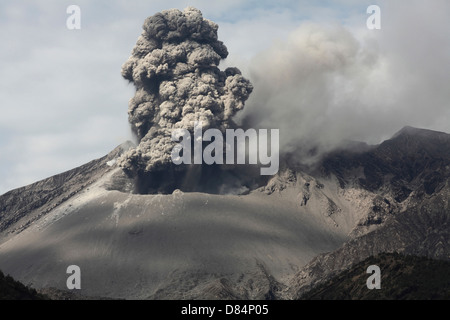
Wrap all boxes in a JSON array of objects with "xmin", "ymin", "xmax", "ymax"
[{"xmin": 118, "ymin": 7, "xmax": 253, "ymax": 184}]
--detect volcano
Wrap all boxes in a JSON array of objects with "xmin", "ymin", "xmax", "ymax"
[{"xmin": 0, "ymin": 126, "xmax": 448, "ymax": 299}]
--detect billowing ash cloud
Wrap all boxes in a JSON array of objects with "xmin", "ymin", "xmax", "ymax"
[{"xmin": 118, "ymin": 7, "xmax": 253, "ymax": 180}]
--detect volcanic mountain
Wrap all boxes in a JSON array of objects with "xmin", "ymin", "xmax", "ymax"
[{"xmin": 0, "ymin": 126, "xmax": 448, "ymax": 299}]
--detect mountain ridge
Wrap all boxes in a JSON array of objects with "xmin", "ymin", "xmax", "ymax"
[
  {"xmin": 0, "ymin": 126, "xmax": 448, "ymax": 299},
  {"xmin": 0, "ymin": 142, "xmax": 134, "ymax": 239}
]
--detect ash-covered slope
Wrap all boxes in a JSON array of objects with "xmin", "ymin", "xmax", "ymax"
[
  {"xmin": 0, "ymin": 141, "xmax": 134, "ymax": 239},
  {"xmin": 0, "ymin": 165, "xmax": 354, "ymax": 299},
  {"xmin": 287, "ymin": 126, "xmax": 450, "ymax": 298},
  {"xmin": 0, "ymin": 127, "xmax": 448, "ymax": 300},
  {"xmin": 0, "ymin": 143, "xmax": 373, "ymax": 299},
  {"xmin": 288, "ymin": 184, "xmax": 449, "ymax": 299}
]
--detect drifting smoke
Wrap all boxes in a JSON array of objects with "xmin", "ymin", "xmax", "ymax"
[
  {"xmin": 241, "ymin": 14, "xmax": 450, "ymax": 163},
  {"xmin": 240, "ymin": 23, "xmax": 378, "ymax": 163},
  {"xmin": 118, "ymin": 7, "xmax": 253, "ymax": 193}
]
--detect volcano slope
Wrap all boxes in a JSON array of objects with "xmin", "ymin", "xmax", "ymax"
[{"xmin": 0, "ymin": 126, "xmax": 448, "ymax": 299}]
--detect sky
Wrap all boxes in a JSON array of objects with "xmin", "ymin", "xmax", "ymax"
[{"xmin": 0, "ymin": 0, "xmax": 449, "ymax": 194}]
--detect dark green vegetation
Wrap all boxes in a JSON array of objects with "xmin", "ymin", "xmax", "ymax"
[
  {"xmin": 0, "ymin": 269, "xmax": 47, "ymax": 300},
  {"xmin": 301, "ymin": 252, "xmax": 450, "ymax": 300}
]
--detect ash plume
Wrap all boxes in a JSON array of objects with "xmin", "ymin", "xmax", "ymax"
[
  {"xmin": 240, "ymin": 10, "xmax": 450, "ymax": 164},
  {"xmin": 118, "ymin": 7, "xmax": 253, "ymax": 193}
]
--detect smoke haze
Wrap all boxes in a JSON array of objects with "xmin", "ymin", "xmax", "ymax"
[{"xmin": 239, "ymin": 0, "xmax": 450, "ymax": 160}]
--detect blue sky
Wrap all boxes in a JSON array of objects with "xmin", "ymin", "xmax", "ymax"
[{"xmin": 0, "ymin": 0, "xmax": 449, "ymax": 194}]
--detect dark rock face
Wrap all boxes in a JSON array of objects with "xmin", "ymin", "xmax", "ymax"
[
  {"xmin": 321, "ymin": 126, "xmax": 450, "ymax": 199},
  {"xmin": 299, "ymin": 253, "xmax": 450, "ymax": 300},
  {"xmin": 286, "ymin": 127, "xmax": 450, "ymax": 299},
  {"xmin": 287, "ymin": 186, "xmax": 450, "ymax": 299}
]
